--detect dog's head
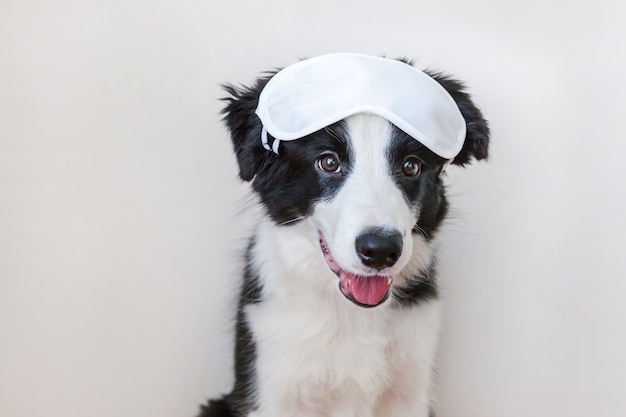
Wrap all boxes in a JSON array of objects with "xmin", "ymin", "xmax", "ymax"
[{"xmin": 221, "ymin": 59, "xmax": 489, "ymax": 308}]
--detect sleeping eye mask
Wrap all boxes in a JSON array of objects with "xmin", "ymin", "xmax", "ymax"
[{"xmin": 255, "ymin": 53, "xmax": 467, "ymax": 160}]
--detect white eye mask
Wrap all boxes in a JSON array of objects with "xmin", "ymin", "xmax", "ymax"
[{"xmin": 254, "ymin": 53, "xmax": 467, "ymax": 160}]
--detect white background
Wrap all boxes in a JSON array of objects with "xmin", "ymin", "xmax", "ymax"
[{"xmin": 1, "ymin": 1, "xmax": 625, "ymax": 417}]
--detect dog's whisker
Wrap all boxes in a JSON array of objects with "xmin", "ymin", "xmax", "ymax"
[
  {"xmin": 324, "ymin": 125, "xmax": 344, "ymax": 143},
  {"xmin": 413, "ymin": 225, "xmax": 431, "ymax": 240},
  {"xmin": 276, "ymin": 216, "xmax": 306, "ymax": 226}
]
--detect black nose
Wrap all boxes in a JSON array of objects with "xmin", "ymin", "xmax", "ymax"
[{"xmin": 355, "ymin": 228, "xmax": 403, "ymax": 270}]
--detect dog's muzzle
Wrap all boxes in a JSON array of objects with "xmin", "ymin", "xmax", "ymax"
[{"xmin": 319, "ymin": 233, "xmax": 394, "ymax": 308}]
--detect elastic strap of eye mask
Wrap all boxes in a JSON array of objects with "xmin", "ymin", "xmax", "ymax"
[
  {"xmin": 261, "ymin": 127, "xmax": 270, "ymax": 151},
  {"xmin": 261, "ymin": 127, "xmax": 281, "ymax": 154}
]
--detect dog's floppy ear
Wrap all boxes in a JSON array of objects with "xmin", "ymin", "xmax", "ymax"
[
  {"xmin": 428, "ymin": 72, "xmax": 490, "ymax": 166},
  {"xmin": 221, "ymin": 75, "xmax": 274, "ymax": 181}
]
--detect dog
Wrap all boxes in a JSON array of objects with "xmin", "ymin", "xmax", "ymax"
[{"xmin": 198, "ymin": 55, "xmax": 489, "ymax": 417}]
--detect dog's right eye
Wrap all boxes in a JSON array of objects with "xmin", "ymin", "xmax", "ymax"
[{"xmin": 317, "ymin": 154, "xmax": 342, "ymax": 173}]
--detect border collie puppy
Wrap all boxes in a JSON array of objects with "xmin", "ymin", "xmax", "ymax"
[{"xmin": 198, "ymin": 54, "xmax": 489, "ymax": 417}]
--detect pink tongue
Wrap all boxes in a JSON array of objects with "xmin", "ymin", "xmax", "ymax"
[{"xmin": 341, "ymin": 272, "xmax": 392, "ymax": 306}]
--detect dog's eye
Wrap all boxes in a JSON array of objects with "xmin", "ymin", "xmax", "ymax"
[
  {"xmin": 317, "ymin": 154, "xmax": 342, "ymax": 173},
  {"xmin": 402, "ymin": 156, "xmax": 421, "ymax": 177}
]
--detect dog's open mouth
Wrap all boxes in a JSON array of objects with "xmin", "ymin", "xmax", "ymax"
[{"xmin": 320, "ymin": 234, "xmax": 392, "ymax": 308}]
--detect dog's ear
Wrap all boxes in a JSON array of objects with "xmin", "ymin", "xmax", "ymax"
[
  {"xmin": 221, "ymin": 75, "xmax": 274, "ymax": 181},
  {"xmin": 428, "ymin": 72, "xmax": 490, "ymax": 166}
]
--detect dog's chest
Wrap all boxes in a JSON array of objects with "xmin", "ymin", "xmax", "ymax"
[
  {"xmin": 245, "ymin": 291, "xmax": 437, "ymax": 416},
  {"xmin": 249, "ymin": 297, "xmax": 391, "ymax": 382}
]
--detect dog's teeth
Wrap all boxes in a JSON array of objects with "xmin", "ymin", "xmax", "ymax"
[
  {"xmin": 347, "ymin": 278, "xmax": 352, "ymax": 289},
  {"xmin": 387, "ymin": 277, "xmax": 392, "ymax": 285}
]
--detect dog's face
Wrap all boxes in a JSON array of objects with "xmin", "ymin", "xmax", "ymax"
[{"xmin": 222, "ymin": 64, "xmax": 489, "ymax": 308}]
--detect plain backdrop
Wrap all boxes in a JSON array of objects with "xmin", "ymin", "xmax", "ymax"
[{"xmin": 1, "ymin": 1, "xmax": 626, "ymax": 417}]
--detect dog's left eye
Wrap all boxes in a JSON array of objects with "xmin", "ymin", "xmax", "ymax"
[
  {"xmin": 317, "ymin": 154, "xmax": 342, "ymax": 173},
  {"xmin": 402, "ymin": 156, "xmax": 421, "ymax": 177}
]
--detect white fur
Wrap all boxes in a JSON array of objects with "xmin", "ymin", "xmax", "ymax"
[{"xmin": 244, "ymin": 115, "xmax": 441, "ymax": 417}]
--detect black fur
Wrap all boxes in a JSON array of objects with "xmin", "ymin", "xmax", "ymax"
[
  {"xmin": 249, "ymin": 123, "xmax": 352, "ymax": 225},
  {"xmin": 426, "ymin": 71, "xmax": 490, "ymax": 166},
  {"xmin": 197, "ymin": 240, "xmax": 262, "ymax": 417},
  {"xmin": 197, "ymin": 398, "xmax": 231, "ymax": 417},
  {"xmin": 391, "ymin": 263, "xmax": 439, "ymax": 308},
  {"xmin": 386, "ymin": 126, "xmax": 450, "ymax": 239},
  {"xmin": 221, "ymin": 75, "xmax": 274, "ymax": 182},
  {"xmin": 385, "ymin": 127, "xmax": 447, "ymax": 308}
]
